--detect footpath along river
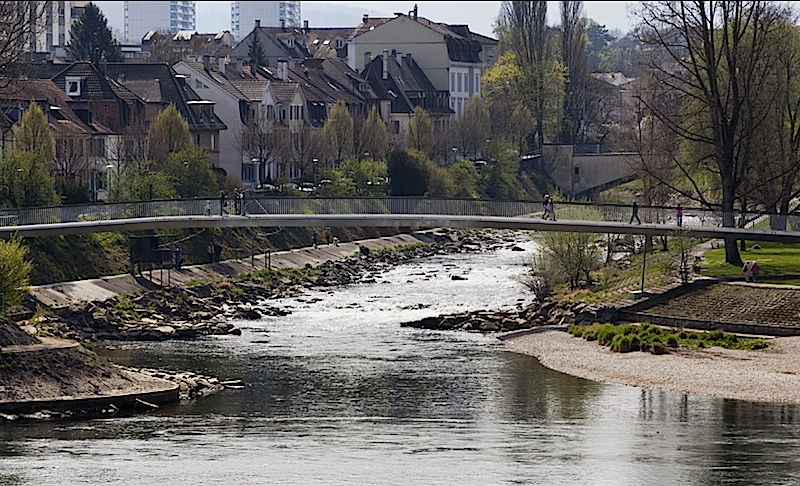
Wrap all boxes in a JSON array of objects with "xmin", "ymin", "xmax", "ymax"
[{"xmin": 2, "ymin": 240, "xmax": 800, "ymax": 485}]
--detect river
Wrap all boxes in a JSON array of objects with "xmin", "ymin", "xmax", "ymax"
[{"xmin": 2, "ymin": 240, "xmax": 800, "ymax": 485}]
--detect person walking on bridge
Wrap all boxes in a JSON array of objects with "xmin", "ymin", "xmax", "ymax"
[
  {"xmin": 676, "ymin": 203, "xmax": 683, "ymax": 227},
  {"xmin": 629, "ymin": 200, "xmax": 641, "ymax": 224},
  {"xmin": 544, "ymin": 196, "xmax": 556, "ymax": 221}
]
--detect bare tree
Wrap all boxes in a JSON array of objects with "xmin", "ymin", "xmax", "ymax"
[
  {"xmin": 636, "ymin": 1, "xmax": 790, "ymax": 265},
  {"xmin": 560, "ymin": 1, "xmax": 588, "ymax": 143},
  {"xmin": 0, "ymin": 1, "xmax": 48, "ymax": 88},
  {"xmin": 455, "ymin": 95, "xmax": 491, "ymax": 159},
  {"xmin": 500, "ymin": 1, "xmax": 550, "ymax": 149}
]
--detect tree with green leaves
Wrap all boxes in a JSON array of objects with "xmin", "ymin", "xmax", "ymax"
[
  {"xmin": 248, "ymin": 32, "xmax": 267, "ymax": 67},
  {"xmin": 338, "ymin": 156, "xmax": 388, "ymax": 195},
  {"xmin": 359, "ymin": 106, "xmax": 389, "ymax": 161},
  {"xmin": 146, "ymin": 104, "xmax": 193, "ymax": 164},
  {"xmin": 483, "ymin": 138, "xmax": 521, "ymax": 199},
  {"xmin": 0, "ymin": 235, "xmax": 32, "ymax": 307},
  {"xmin": 455, "ymin": 95, "xmax": 491, "ymax": 159},
  {"xmin": 14, "ymin": 102, "xmax": 55, "ymax": 163},
  {"xmin": 448, "ymin": 161, "xmax": 480, "ymax": 198},
  {"xmin": 0, "ymin": 151, "xmax": 59, "ymax": 207},
  {"xmin": 163, "ymin": 147, "xmax": 219, "ymax": 198},
  {"xmin": 324, "ymin": 99, "xmax": 354, "ymax": 164},
  {"xmin": 387, "ymin": 149, "xmax": 452, "ymax": 196},
  {"xmin": 405, "ymin": 106, "xmax": 434, "ymax": 157},
  {"xmin": 112, "ymin": 159, "xmax": 175, "ymax": 201},
  {"xmin": 67, "ymin": 2, "xmax": 123, "ymax": 62}
]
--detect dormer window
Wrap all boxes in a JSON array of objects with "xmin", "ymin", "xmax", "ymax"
[
  {"xmin": 335, "ymin": 37, "xmax": 344, "ymax": 49},
  {"xmin": 286, "ymin": 36, "xmax": 295, "ymax": 47},
  {"xmin": 65, "ymin": 76, "xmax": 83, "ymax": 96}
]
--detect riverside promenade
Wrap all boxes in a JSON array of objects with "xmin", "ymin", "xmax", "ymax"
[{"xmin": 28, "ymin": 231, "xmax": 438, "ymax": 309}]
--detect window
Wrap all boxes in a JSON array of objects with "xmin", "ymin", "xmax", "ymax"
[
  {"xmin": 335, "ymin": 38, "xmax": 344, "ymax": 48},
  {"xmin": 196, "ymin": 79, "xmax": 204, "ymax": 89},
  {"xmin": 90, "ymin": 138, "xmax": 105, "ymax": 157},
  {"xmin": 196, "ymin": 134, "xmax": 201, "ymax": 146},
  {"xmin": 457, "ymin": 73, "xmax": 462, "ymax": 92},
  {"xmin": 451, "ymin": 73, "xmax": 455, "ymax": 91},
  {"xmin": 211, "ymin": 134, "xmax": 215, "ymax": 151},
  {"xmin": 475, "ymin": 75, "xmax": 480, "ymax": 94},
  {"xmin": 393, "ymin": 120, "xmax": 400, "ymax": 134},
  {"xmin": 242, "ymin": 163, "xmax": 255, "ymax": 181}
]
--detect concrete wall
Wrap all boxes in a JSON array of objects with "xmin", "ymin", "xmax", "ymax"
[{"xmin": 541, "ymin": 144, "xmax": 637, "ymax": 196}]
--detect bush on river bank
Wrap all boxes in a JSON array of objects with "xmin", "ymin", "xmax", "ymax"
[{"xmin": 568, "ymin": 322, "xmax": 771, "ymax": 354}]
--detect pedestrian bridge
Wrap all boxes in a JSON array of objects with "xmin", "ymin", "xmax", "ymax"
[{"xmin": 1, "ymin": 197, "xmax": 800, "ymax": 243}]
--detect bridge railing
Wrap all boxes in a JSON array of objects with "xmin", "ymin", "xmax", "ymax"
[{"xmin": 2, "ymin": 197, "xmax": 800, "ymax": 232}]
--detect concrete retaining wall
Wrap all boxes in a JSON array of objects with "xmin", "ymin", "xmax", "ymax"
[
  {"xmin": 0, "ymin": 385, "xmax": 179, "ymax": 415},
  {"xmin": 618, "ymin": 310, "xmax": 800, "ymax": 337}
]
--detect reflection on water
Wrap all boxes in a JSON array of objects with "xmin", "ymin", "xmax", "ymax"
[{"xmin": 3, "ymin": 242, "xmax": 800, "ymax": 485}]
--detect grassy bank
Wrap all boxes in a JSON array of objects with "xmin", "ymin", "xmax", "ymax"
[
  {"xmin": 568, "ymin": 322, "xmax": 771, "ymax": 354},
  {"xmin": 701, "ymin": 241, "xmax": 800, "ymax": 284}
]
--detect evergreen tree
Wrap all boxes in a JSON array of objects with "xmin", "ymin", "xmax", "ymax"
[
  {"xmin": 359, "ymin": 106, "xmax": 389, "ymax": 161},
  {"xmin": 146, "ymin": 104, "xmax": 193, "ymax": 164},
  {"xmin": 405, "ymin": 106, "xmax": 434, "ymax": 157},
  {"xmin": 324, "ymin": 99, "xmax": 354, "ymax": 164},
  {"xmin": 67, "ymin": 2, "xmax": 123, "ymax": 62},
  {"xmin": 248, "ymin": 32, "xmax": 267, "ymax": 67}
]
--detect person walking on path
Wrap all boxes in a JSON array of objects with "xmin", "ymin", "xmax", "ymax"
[
  {"xmin": 312, "ymin": 230, "xmax": 318, "ymax": 249},
  {"xmin": 676, "ymin": 203, "xmax": 683, "ymax": 227},
  {"xmin": 205, "ymin": 200, "xmax": 211, "ymax": 216},
  {"xmin": 545, "ymin": 196, "xmax": 556, "ymax": 221},
  {"xmin": 174, "ymin": 247, "xmax": 181, "ymax": 270},
  {"xmin": 325, "ymin": 227, "xmax": 331, "ymax": 245},
  {"xmin": 541, "ymin": 194, "xmax": 550, "ymax": 219},
  {"xmin": 220, "ymin": 191, "xmax": 226, "ymax": 216},
  {"xmin": 629, "ymin": 200, "xmax": 641, "ymax": 224}
]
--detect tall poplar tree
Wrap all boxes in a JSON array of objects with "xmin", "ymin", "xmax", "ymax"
[
  {"xmin": 359, "ymin": 106, "xmax": 389, "ymax": 161},
  {"xmin": 405, "ymin": 106, "xmax": 434, "ymax": 157},
  {"xmin": 324, "ymin": 99, "xmax": 354, "ymax": 164},
  {"xmin": 146, "ymin": 104, "xmax": 193, "ymax": 164}
]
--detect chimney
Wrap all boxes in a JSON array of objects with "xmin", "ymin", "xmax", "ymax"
[
  {"xmin": 406, "ymin": 52, "xmax": 412, "ymax": 65},
  {"xmin": 394, "ymin": 49, "xmax": 401, "ymax": 65},
  {"xmin": 255, "ymin": 19, "xmax": 260, "ymax": 29},
  {"xmin": 413, "ymin": 4, "xmax": 418, "ymax": 20},
  {"xmin": 304, "ymin": 20, "xmax": 309, "ymax": 29},
  {"xmin": 219, "ymin": 57, "xmax": 225, "ymax": 75},
  {"xmin": 280, "ymin": 19, "xmax": 285, "ymax": 29},
  {"xmin": 362, "ymin": 14, "xmax": 368, "ymax": 23},
  {"xmin": 235, "ymin": 59, "xmax": 243, "ymax": 76},
  {"xmin": 278, "ymin": 59, "xmax": 288, "ymax": 81},
  {"xmin": 382, "ymin": 49, "xmax": 388, "ymax": 80},
  {"xmin": 203, "ymin": 55, "xmax": 211, "ymax": 73},
  {"xmin": 92, "ymin": 47, "xmax": 101, "ymax": 67},
  {"xmin": 364, "ymin": 51, "xmax": 371, "ymax": 67}
]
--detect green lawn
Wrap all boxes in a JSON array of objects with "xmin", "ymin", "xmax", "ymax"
[{"xmin": 701, "ymin": 241, "xmax": 800, "ymax": 279}]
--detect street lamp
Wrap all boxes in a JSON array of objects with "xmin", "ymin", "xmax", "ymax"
[
  {"xmin": 252, "ymin": 158, "xmax": 260, "ymax": 189},
  {"xmin": 312, "ymin": 158, "xmax": 319, "ymax": 184}
]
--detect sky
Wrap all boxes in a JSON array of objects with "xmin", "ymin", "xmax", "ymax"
[{"xmin": 94, "ymin": 1, "xmax": 635, "ymax": 41}]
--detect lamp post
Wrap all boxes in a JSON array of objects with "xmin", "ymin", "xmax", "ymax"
[
  {"xmin": 105, "ymin": 163, "xmax": 114, "ymax": 201},
  {"xmin": 252, "ymin": 157, "xmax": 260, "ymax": 189},
  {"xmin": 312, "ymin": 158, "xmax": 318, "ymax": 185}
]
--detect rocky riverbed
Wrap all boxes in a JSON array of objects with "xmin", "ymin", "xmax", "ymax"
[
  {"xmin": 20, "ymin": 230, "xmax": 524, "ymax": 343},
  {"xmin": 400, "ymin": 299, "xmax": 620, "ymax": 333}
]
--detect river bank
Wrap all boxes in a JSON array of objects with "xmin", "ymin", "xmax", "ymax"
[
  {"xmin": 501, "ymin": 328, "xmax": 800, "ymax": 404},
  {"xmin": 2, "ymin": 229, "xmax": 525, "ymax": 418}
]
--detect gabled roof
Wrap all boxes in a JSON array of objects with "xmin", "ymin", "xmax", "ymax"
[
  {"xmin": 0, "ymin": 79, "xmax": 112, "ymax": 136},
  {"xmin": 179, "ymin": 60, "xmax": 272, "ymax": 103},
  {"xmin": 363, "ymin": 55, "xmax": 453, "ymax": 116},
  {"xmin": 106, "ymin": 62, "xmax": 227, "ymax": 132},
  {"xmin": 51, "ymin": 62, "xmax": 119, "ymax": 99},
  {"xmin": 351, "ymin": 15, "xmax": 486, "ymax": 63}
]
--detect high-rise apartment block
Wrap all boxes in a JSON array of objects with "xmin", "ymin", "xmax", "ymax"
[
  {"xmin": 36, "ymin": 1, "xmax": 89, "ymax": 58},
  {"xmin": 124, "ymin": 1, "xmax": 195, "ymax": 42},
  {"xmin": 231, "ymin": 1, "xmax": 300, "ymax": 41}
]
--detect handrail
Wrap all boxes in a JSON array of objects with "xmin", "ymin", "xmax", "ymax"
[{"xmin": 0, "ymin": 196, "xmax": 799, "ymax": 233}]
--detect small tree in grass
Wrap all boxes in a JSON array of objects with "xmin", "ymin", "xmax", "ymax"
[
  {"xmin": 670, "ymin": 228, "xmax": 694, "ymax": 285},
  {"xmin": 0, "ymin": 236, "xmax": 32, "ymax": 308}
]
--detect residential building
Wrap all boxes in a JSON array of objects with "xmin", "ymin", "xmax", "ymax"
[
  {"xmin": 124, "ymin": 1, "xmax": 195, "ymax": 42},
  {"xmin": 141, "ymin": 30, "xmax": 235, "ymax": 63},
  {"xmin": 363, "ymin": 50, "xmax": 453, "ymax": 147},
  {"xmin": 347, "ymin": 11, "xmax": 497, "ymax": 117},
  {"xmin": 106, "ymin": 62, "xmax": 227, "ymax": 166},
  {"xmin": 0, "ymin": 77, "xmax": 122, "ymax": 201},
  {"xmin": 173, "ymin": 57, "xmax": 276, "ymax": 186},
  {"xmin": 231, "ymin": 1, "xmax": 301, "ymax": 41},
  {"xmin": 35, "ymin": 1, "xmax": 88, "ymax": 59}
]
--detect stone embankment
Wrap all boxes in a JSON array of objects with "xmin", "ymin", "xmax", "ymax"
[
  {"xmin": 24, "ymin": 230, "xmax": 519, "ymax": 343},
  {"xmin": 401, "ymin": 299, "xmax": 620, "ymax": 333}
]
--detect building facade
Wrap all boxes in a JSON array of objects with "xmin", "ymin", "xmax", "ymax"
[
  {"xmin": 35, "ymin": 1, "xmax": 88, "ymax": 59},
  {"xmin": 125, "ymin": 1, "xmax": 195, "ymax": 42},
  {"xmin": 231, "ymin": 1, "xmax": 301, "ymax": 41}
]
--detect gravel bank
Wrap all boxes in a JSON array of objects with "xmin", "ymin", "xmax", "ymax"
[{"xmin": 503, "ymin": 329, "xmax": 800, "ymax": 404}]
